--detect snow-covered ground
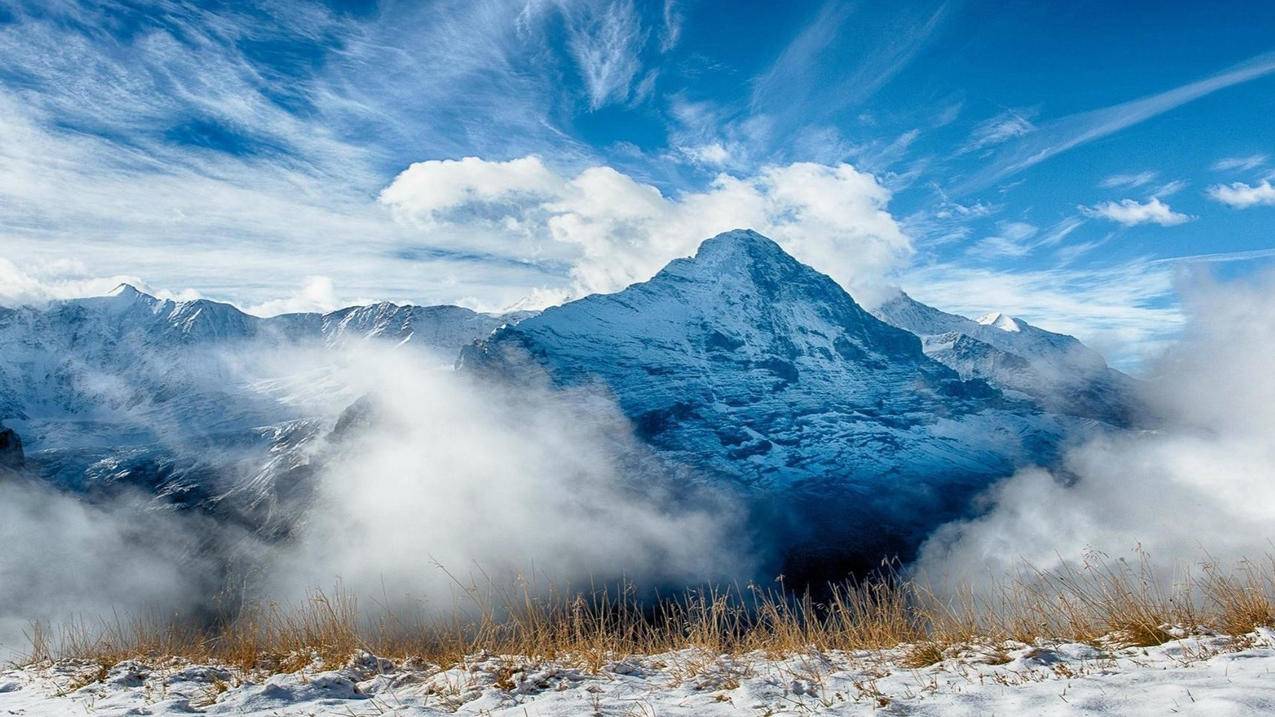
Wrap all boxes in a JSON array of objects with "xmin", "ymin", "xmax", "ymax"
[{"xmin": 4, "ymin": 630, "xmax": 1274, "ymax": 715}]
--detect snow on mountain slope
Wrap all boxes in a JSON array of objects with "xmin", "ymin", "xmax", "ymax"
[
  {"xmin": 461, "ymin": 230, "xmax": 1078, "ymax": 576},
  {"xmin": 875, "ymin": 291, "xmax": 1139, "ymax": 425},
  {"xmin": 269, "ymin": 302, "xmax": 534, "ymax": 351},
  {"xmin": 0, "ymin": 287, "xmax": 527, "ymax": 505}
]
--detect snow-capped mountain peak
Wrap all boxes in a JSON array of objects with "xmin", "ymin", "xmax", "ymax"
[
  {"xmin": 875, "ymin": 292, "xmax": 1137, "ymax": 425},
  {"xmin": 462, "ymin": 229, "xmax": 1074, "ymax": 578},
  {"xmin": 107, "ymin": 282, "xmax": 147, "ymax": 298},
  {"xmin": 976, "ymin": 312, "xmax": 1022, "ymax": 332}
]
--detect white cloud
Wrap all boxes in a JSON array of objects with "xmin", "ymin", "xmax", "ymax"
[
  {"xmin": 1036, "ymin": 216, "xmax": 1086, "ymax": 247},
  {"xmin": 562, "ymin": 0, "xmax": 647, "ymax": 110},
  {"xmin": 1207, "ymin": 180, "xmax": 1275, "ymax": 208},
  {"xmin": 959, "ymin": 52, "xmax": 1275, "ymax": 192},
  {"xmin": 1151, "ymin": 179, "xmax": 1188, "ymax": 198},
  {"xmin": 962, "ymin": 110, "xmax": 1035, "ymax": 153},
  {"xmin": 269, "ymin": 347, "xmax": 750, "ymax": 606},
  {"xmin": 681, "ymin": 142, "xmax": 731, "ymax": 166},
  {"xmin": 0, "ymin": 3, "xmax": 585, "ymax": 313},
  {"xmin": 900, "ymin": 259, "xmax": 1182, "ymax": 368},
  {"xmin": 1080, "ymin": 197, "xmax": 1193, "ymax": 226},
  {"xmin": 377, "ymin": 156, "xmax": 565, "ymax": 224},
  {"xmin": 1098, "ymin": 170, "xmax": 1157, "ymax": 189},
  {"xmin": 751, "ymin": 0, "xmax": 951, "ymax": 128},
  {"xmin": 379, "ymin": 156, "xmax": 913, "ymax": 306},
  {"xmin": 659, "ymin": 0, "xmax": 683, "ymax": 52},
  {"xmin": 245, "ymin": 276, "xmax": 339, "ymax": 317},
  {"xmin": 0, "ymin": 257, "xmax": 202, "ymax": 307},
  {"xmin": 915, "ymin": 270, "xmax": 1275, "ymax": 592},
  {"xmin": 1211, "ymin": 154, "xmax": 1267, "ymax": 172},
  {"xmin": 967, "ymin": 221, "xmax": 1039, "ymax": 258}
]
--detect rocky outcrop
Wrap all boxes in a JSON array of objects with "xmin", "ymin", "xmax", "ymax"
[{"xmin": 0, "ymin": 425, "xmax": 23, "ymax": 472}]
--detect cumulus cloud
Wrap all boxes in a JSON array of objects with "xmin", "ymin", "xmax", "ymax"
[
  {"xmin": 0, "ymin": 257, "xmax": 199, "ymax": 307},
  {"xmin": 1080, "ymin": 197, "xmax": 1193, "ymax": 226},
  {"xmin": 914, "ymin": 269, "xmax": 1275, "ymax": 592},
  {"xmin": 245, "ymin": 276, "xmax": 339, "ymax": 317},
  {"xmin": 1207, "ymin": 180, "xmax": 1275, "ymax": 208},
  {"xmin": 378, "ymin": 156, "xmax": 565, "ymax": 224},
  {"xmin": 379, "ymin": 156, "xmax": 914, "ymax": 306}
]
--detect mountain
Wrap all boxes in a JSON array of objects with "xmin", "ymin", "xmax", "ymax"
[
  {"xmin": 460, "ymin": 230, "xmax": 1083, "ymax": 578},
  {"xmin": 1, "ymin": 231, "xmax": 1131, "ymax": 582},
  {"xmin": 874, "ymin": 291, "xmax": 1138, "ymax": 425},
  {"xmin": 0, "ymin": 287, "xmax": 528, "ymax": 503},
  {"xmin": 272, "ymin": 301, "xmax": 536, "ymax": 351}
]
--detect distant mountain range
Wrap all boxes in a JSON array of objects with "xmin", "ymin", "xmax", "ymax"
[
  {"xmin": 0, "ymin": 287, "xmax": 527, "ymax": 524},
  {"xmin": 0, "ymin": 229, "xmax": 1137, "ymax": 581},
  {"xmin": 874, "ymin": 291, "xmax": 1137, "ymax": 426}
]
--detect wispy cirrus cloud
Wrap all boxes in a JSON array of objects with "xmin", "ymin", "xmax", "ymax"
[
  {"xmin": 1099, "ymin": 171, "xmax": 1158, "ymax": 189},
  {"xmin": 1037, "ymin": 216, "xmax": 1087, "ymax": 248},
  {"xmin": 1211, "ymin": 154, "xmax": 1268, "ymax": 172},
  {"xmin": 0, "ymin": 0, "xmax": 605, "ymax": 310},
  {"xmin": 1151, "ymin": 179, "xmax": 1188, "ymax": 198},
  {"xmin": 956, "ymin": 52, "xmax": 1275, "ymax": 193},
  {"xmin": 750, "ymin": 0, "xmax": 952, "ymax": 129},
  {"xmin": 960, "ymin": 109, "xmax": 1035, "ymax": 154},
  {"xmin": 658, "ymin": 0, "xmax": 684, "ymax": 53},
  {"xmin": 561, "ymin": 0, "xmax": 649, "ymax": 110},
  {"xmin": 967, "ymin": 221, "xmax": 1039, "ymax": 258}
]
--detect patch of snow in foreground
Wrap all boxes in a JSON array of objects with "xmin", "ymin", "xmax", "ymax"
[{"xmin": 3, "ymin": 630, "xmax": 1275, "ymax": 716}]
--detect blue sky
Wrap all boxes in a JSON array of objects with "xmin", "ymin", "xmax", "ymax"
[{"xmin": 1, "ymin": 0, "xmax": 1273, "ymax": 367}]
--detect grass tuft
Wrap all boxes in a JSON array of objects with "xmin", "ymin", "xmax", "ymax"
[{"xmin": 25, "ymin": 552, "xmax": 1275, "ymax": 673}]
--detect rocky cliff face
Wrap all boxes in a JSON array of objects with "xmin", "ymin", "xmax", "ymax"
[
  {"xmin": 461, "ymin": 230, "xmax": 1080, "ymax": 578},
  {"xmin": 0, "ymin": 425, "xmax": 23, "ymax": 473}
]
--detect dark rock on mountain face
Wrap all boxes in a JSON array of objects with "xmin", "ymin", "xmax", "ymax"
[
  {"xmin": 461, "ymin": 230, "xmax": 1082, "ymax": 581},
  {"xmin": 0, "ymin": 425, "xmax": 23, "ymax": 472}
]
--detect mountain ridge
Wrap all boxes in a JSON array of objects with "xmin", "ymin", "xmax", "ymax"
[
  {"xmin": 460, "ymin": 229, "xmax": 1090, "ymax": 578},
  {"xmin": 874, "ymin": 290, "xmax": 1138, "ymax": 425},
  {"xmin": 2, "ymin": 229, "xmax": 1132, "ymax": 581}
]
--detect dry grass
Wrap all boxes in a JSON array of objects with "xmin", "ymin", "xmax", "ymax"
[{"xmin": 24, "ymin": 553, "xmax": 1275, "ymax": 675}]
